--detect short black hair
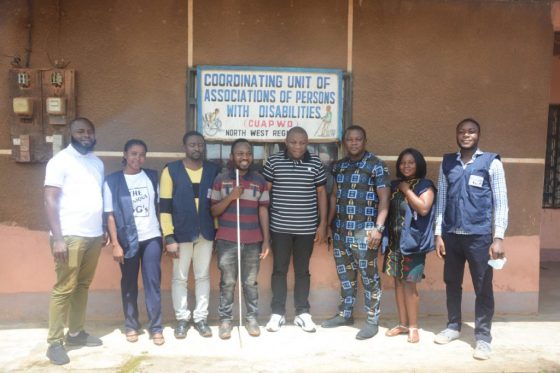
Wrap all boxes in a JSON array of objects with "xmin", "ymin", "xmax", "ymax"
[
  {"xmin": 343, "ymin": 125, "xmax": 367, "ymax": 140},
  {"xmin": 69, "ymin": 117, "xmax": 95, "ymax": 131},
  {"xmin": 230, "ymin": 138, "xmax": 251, "ymax": 155},
  {"xmin": 456, "ymin": 118, "xmax": 481, "ymax": 133},
  {"xmin": 286, "ymin": 126, "xmax": 308, "ymax": 138},
  {"xmin": 123, "ymin": 139, "xmax": 148, "ymax": 153},
  {"xmin": 182, "ymin": 130, "xmax": 204, "ymax": 145},
  {"xmin": 122, "ymin": 139, "xmax": 147, "ymax": 166},
  {"xmin": 396, "ymin": 148, "xmax": 427, "ymax": 179}
]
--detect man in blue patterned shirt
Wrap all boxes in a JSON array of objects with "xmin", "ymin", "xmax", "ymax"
[{"xmin": 322, "ymin": 125, "xmax": 390, "ymax": 340}]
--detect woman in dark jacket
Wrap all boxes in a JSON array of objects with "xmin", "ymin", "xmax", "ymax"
[
  {"xmin": 104, "ymin": 139, "xmax": 164, "ymax": 345},
  {"xmin": 383, "ymin": 148, "xmax": 436, "ymax": 344}
]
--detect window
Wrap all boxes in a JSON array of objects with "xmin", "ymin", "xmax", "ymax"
[
  {"xmin": 543, "ymin": 104, "xmax": 560, "ymax": 208},
  {"xmin": 206, "ymin": 142, "xmax": 339, "ymax": 174},
  {"xmin": 206, "ymin": 142, "xmax": 266, "ymax": 169}
]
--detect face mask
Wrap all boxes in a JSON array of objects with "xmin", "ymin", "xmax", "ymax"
[{"xmin": 487, "ymin": 257, "xmax": 507, "ymax": 270}]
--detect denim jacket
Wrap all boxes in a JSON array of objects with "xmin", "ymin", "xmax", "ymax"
[{"xmin": 105, "ymin": 169, "xmax": 159, "ymax": 258}]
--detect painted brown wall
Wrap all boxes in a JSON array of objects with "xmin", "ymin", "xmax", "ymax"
[
  {"xmin": 541, "ymin": 209, "xmax": 560, "ymax": 249},
  {"xmin": 0, "ymin": 225, "xmax": 539, "ymax": 321},
  {"xmin": 1, "ymin": 0, "xmax": 550, "ymax": 231},
  {"xmin": 0, "ymin": 0, "xmax": 28, "ymax": 149},
  {"xmin": 352, "ymin": 0, "xmax": 550, "ymax": 236},
  {"xmin": 550, "ymin": 57, "xmax": 560, "ymax": 103},
  {"xmin": 0, "ymin": 0, "xmax": 552, "ymax": 317},
  {"xmin": 194, "ymin": 0, "xmax": 347, "ymax": 68}
]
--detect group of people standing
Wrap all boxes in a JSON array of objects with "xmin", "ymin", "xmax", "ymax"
[{"xmin": 43, "ymin": 117, "xmax": 507, "ymax": 365}]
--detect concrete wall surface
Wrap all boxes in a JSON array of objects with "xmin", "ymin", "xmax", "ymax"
[
  {"xmin": 0, "ymin": 226, "xmax": 540, "ymax": 320},
  {"xmin": 0, "ymin": 0, "xmax": 552, "ymax": 318},
  {"xmin": 541, "ymin": 209, "xmax": 560, "ymax": 260}
]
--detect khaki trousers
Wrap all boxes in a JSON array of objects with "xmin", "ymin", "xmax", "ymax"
[{"xmin": 47, "ymin": 235, "xmax": 103, "ymax": 344}]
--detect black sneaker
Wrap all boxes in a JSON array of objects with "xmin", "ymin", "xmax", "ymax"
[
  {"xmin": 174, "ymin": 319, "xmax": 189, "ymax": 339},
  {"xmin": 321, "ymin": 314, "xmax": 354, "ymax": 328},
  {"xmin": 65, "ymin": 331, "xmax": 103, "ymax": 347},
  {"xmin": 356, "ymin": 322, "xmax": 379, "ymax": 340},
  {"xmin": 46, "ymin": 341, "xmax": 70, "ymax": 365},
  {"xmin": 194, "ymin": 320, "xmax": 213, "ymax": 338}
]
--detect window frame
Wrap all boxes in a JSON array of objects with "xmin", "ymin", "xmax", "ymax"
[{"xmin": 543, "ymin": 104, "xmax": 560, "ymax": 208}]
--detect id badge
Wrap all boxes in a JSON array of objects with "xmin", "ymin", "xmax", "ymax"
[{"xmin": 468, "ymin": 175, "xmax": 484, "ymax": 188}]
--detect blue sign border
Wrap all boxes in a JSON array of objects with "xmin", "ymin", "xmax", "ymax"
[{"xmin": 196, "ymin": 65, "xmax": 344, "ymax": 142}]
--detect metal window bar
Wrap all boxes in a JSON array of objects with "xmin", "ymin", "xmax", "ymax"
[{"xmin": 186, "ymin": 67, "xmax": 198, "ymax": 132}]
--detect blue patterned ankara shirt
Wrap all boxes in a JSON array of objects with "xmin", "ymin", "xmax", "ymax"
[
  {"xmin": 331, "ymin": 150, "xmax": 390, "ymax": 322},
  {"xmin": 332, "ymin": 151, "xmax": 390, "ymax": 243}
]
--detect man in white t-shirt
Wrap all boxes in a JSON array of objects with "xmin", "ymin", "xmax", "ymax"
[{"xmin": 44, "ymin": 117, "xmax": 107, "ymax": 365}]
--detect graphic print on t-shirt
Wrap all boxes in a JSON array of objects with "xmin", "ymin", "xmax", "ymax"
[{"xmin": 130, "ymin": 186, "xmax": 150, "ymax": 217}]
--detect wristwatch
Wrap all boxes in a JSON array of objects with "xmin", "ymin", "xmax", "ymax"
[
  {"xmin": 373, "ymin": 223, "xmax": 385, "ymax": 233},
  {"xmin": 164, "ymin": 234, "xmax": 178, "ymax": 245}
]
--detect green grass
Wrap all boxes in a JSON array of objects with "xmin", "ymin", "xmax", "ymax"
[{"xmin": 118, "ymin": 355, "xmax": 147, "ymax": 373}]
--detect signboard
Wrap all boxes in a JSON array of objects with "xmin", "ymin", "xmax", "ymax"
[{"xmin": 197, "ymin": 66, "xmax": 343, "ymax": 142}]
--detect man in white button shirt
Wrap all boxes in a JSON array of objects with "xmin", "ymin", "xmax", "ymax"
[{"xmin": 44, "ymin": 118, "xmax": 108, "ymax": 365}]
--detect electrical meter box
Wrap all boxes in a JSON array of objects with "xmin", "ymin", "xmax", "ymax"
[
  {"xmin": 12, "ymin": 97, "xmax": 34, "ymax": 117},
  {"xmin": 9, "ymin": 68, "xmax": 76, "ymax": 162},
  {"xmin": 46, "ymin": 97, "xmax": 66, "ymax": 115}
]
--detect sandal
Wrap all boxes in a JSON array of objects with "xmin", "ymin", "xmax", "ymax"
[
  {"xmin": 151, "ymin": 332, "xmax": 165, "ymax": 346},
  {"xmin": 385, "ymin": 325, "xmax": 409, "ymax": 337},
  {"xmin": 407, "ymin": 327, "xmax": 420, "ymax": 343},
  {"xmin": 125, "ymin": 330, "xmax": 139, "ymax": 343}
]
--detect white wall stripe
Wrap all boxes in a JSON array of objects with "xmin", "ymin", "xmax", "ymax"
[
  {"xmin": 94, "ymin": 151, "xmax": 185, "ymax": 158},
  {"xmin": 388, "ymin": 156, "xmax": 545, "ymax": 165},
  {"xmin": 0, "ymin": 150, "xmax": 546, "ymax": 164}
]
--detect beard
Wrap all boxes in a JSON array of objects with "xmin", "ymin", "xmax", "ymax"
[
  {"xmin": 188, "ymin": 151, "xmax": 202, "ymax": 161},
  {"xmin": 71, "ymin": 137, "xmax": 96, "ymax": 154}
]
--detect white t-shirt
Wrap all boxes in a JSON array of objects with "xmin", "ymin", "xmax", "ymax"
[
  {"xmin": 103, "ymin": 170, "xmax": 161, "ymax": 242},
  {"xmin": 44, "ymin": 144, "xmax": 104, "ymax": 237}
]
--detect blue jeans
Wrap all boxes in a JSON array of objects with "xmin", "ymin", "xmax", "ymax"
[
  {"xmin": 216, "ymin": 240, "xmax": 261, "ymax": 321},
  {"xmin": 120, "ymin": 237, "xmax": 162, "ymax": 334}
]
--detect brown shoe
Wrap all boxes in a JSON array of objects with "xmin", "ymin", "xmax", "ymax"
[
  {"xmin": 151, "ymin": 332, "xmax": 165, "ymax": 346},
  {"xmin": 125, "ymin": 330, "xmax": 139, "ymax": 343},
  {"xmin": 407, "ymin": 328, "xmax": 420, "ymax": 343},
  {"xmin": 245, "ymin": 319, "xmax": 261, "ymax": 337},
  {"xmin": 385, "ymin": 325, "xmax": 409, "ymax": 337},
  {"xmin": 219, "ymin": 321, "xmax": 233, "ymax": 340}
]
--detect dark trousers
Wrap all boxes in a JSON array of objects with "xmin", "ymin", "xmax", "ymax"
[
  {"xmin": 120, "ymin": 237, "xmax": 163, "ymax": 334},
  {"xmin": 216, "ymin": 240, "xmax": 261, "ymax": 321},
  {"xmin": 270, "ymin": 232, "xmax": 315, "ymax": 315},
  {"xmin": 443, "ymin": 233, "xmax": 494, "ymax": 343}
]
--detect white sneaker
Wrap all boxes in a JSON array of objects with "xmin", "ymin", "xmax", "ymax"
[
  {"xmin": 265, "ymin": 314, "xmax": 285, "ymax": 332},
  {"xmin": 294, "ymin": 313, "xmax": 317, "ymax": 333}
]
